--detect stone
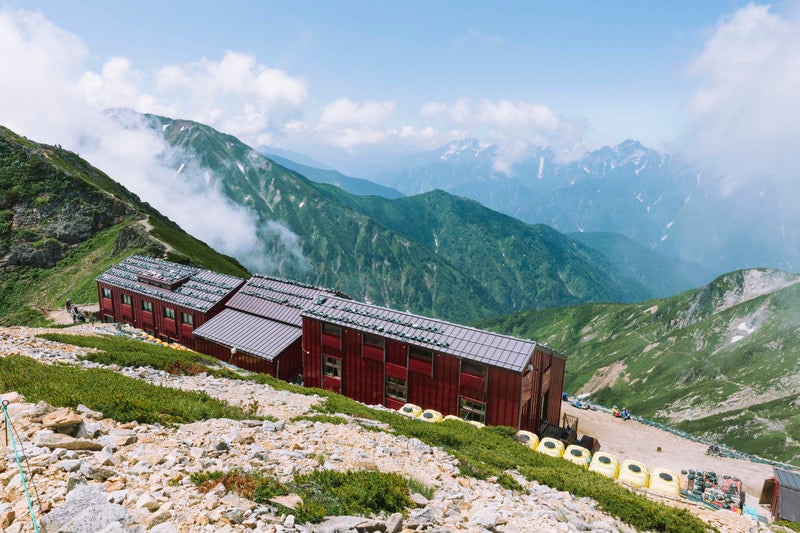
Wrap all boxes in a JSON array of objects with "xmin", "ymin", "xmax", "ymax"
[
  {"xmin": 136, "ymin": 493, "xmax": 160, "ymax": 512},
  {"xmin": 0, "ymin": 503, "xmax": 15, "ymax": 529},
  {"xmin": 80, "ymin": 462, "xmax": 116, "ymax": 481},
  {"xmin": 33, "ymin": 429, "xmax": 102, "ymax": 451},
  {"xmin": 38, "ymin": 483, "xmax": 136, "ymax": 533},
  {"xmin": 42, "ymin": 407, "xmax": 84, "ymax": 433},
  {"xmin": 76, "ymin": 404, "xmax": 104, "ymax": 419},
  {"xmin": 270, "ymin": 494, "xmax": 304, "ymax": 510},
  {"xmin": 149, "ymin": 522, "xmax": 178, "ymax": 533},
  {"xmin": 385, "ymin": 512, "xmax": 403, "ymax": 533}
]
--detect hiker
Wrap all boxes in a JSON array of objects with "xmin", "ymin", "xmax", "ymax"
[
  {"xmin": 621, "ymin": 407, "xmax": 631, "ymax": 421},
  {"xmin": 65, "ymin": 298, "xmax": 72, "ymax": 312},
  {"xmin": 611, "ymin": 405, "xmax": 619, "ymax": 418},
  {"xmin": 69, "ymin": 304, "xmax": 78, "ymax": 323}
]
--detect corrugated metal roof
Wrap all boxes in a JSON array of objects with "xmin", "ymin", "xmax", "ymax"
[
  {"xmin": 776, "ymin": 468, "xmax": 800, "ymax": 491},
  {"xmin": 194, "ymin": 308, "xmax": 300, "ymax": 361},
  {"xmin": 96, "ymin": 255, "xmax": 244, "ymax": 312},
  {"xmin": 302, "ymin": 295, "xmax": 548, "ymax": 372},
  {"xmin": 225, "ymin": 274, "xmax": 341, "ymax": 326}
]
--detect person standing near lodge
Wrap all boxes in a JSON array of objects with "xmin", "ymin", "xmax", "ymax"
[
  {"xmin": 70, "ymin": 304, "xmax": 78, "ymax": 323},
  {"xmin": 65, "ymin": 298, "xmax": 71, "ymax": 312}
]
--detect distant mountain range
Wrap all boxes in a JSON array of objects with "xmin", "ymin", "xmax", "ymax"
[{"xmin": 350, "ymin": 138, "xmax": 800, "ymax": 278}]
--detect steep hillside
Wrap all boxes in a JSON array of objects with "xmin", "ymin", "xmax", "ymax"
[
  {"xmin": 0, "ymin": 126, "xmax": 249, "ymax": 325},
  {"xmin": 476, "ymin": 269, "xmax": 800, "ymax": 465},
  {"xmin": 143, "ymin": 114, "xmax": 654, "ymax": 323}
]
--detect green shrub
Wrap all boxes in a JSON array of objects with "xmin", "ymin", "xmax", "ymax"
[
  {"xmin": 0, "ymin": 356, "xmax": 251, "ymax": 424},
  {"xmin": 191, "ymin": 469, "xmax": 412, "ymax": 524}
]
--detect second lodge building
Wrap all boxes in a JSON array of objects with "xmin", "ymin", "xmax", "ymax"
[{"xmin": 97, "ymin": 255, "xmax": 566, "ymax": 434}]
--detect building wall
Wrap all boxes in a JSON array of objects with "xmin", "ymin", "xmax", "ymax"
[
  {"xmin": 96, "ymin": 281, "xmax": 241, "ymax": 351},
  {"xmin": 301, "ymin": 317, "xmax": 565, "ymax": 431}
]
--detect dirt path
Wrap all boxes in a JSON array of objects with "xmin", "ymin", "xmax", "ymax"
[{"xmin": 562, "ymin": 401, "xmax": 775, "ymax": 517}]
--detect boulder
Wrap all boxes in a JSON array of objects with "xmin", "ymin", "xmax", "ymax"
[
  {"xmin": 42, "ymin": 408, "xmax": 84, "ymax": 433},
  {"xmin": 33, "ymin": 430, "xmax": 102, "ymax": 451},
  {"xmin": 38, "ymin": 483, "xmax": 139, "ymax": 533}
]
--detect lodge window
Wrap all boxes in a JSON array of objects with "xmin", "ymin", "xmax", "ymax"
[
  {"xmin": 385, "ymin": 376, "xmax": 407, "ymax": 402},
  {"xmin": 141, "ymin": 300, "xmax": 153, "ymax": 312},
  {"xmin": 181, "ymin": 312, "xmax": 194, "ymax": 326},
  {"xmin": 322, "ymin": 322, "xmax": 342, "ymax": 350},
  {"xmin": 120, "ymin": 294, "xmax": 131, "ymax": 305},
  {"xmin": 460, "ymin": 361, "xmax": 487, "ymax": 394},
  {"xmin": 459, "ymin": 396, "xmax": 486, "ymax": 424},
  {"xmin": 163, "ymin": 307, "xmax": 175, "ymax": 320},
  {"xmin": 102, "ymin": 288, "xmax": 112, "ymax": 299},
  {"xmin": 363, "ymin": 333, "xmax": 385, "ymax": 361},
  {"xmin": 323, "ymin": 355, "xmax": 342, "ymax": 378},
  {"xmin": 409, "ymin": 347, "xmax": 433, "ymax": 377}
]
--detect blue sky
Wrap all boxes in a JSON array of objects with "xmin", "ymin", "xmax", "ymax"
[{"xmin": 2, "ymin": 1, "xmax": 799, "ymax": 174}]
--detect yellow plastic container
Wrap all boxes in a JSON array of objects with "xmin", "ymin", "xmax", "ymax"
[
  {"xmin": 563, "ymin": 444, "xmax": 592, "ymax": 467},
  {"xmin": 648, "ymin": 467, "xmax": 680, "ymax": 497},
  {"xmin": 397, "ymin": 403, "xmax": 422, "ymax": 418},
  {"xmin": 618, "ymin": 460, "xmax": 650, "ymax": 489},
  {"xmin": 419, "ymin": 409, "xmax": 443, "ymax": 423},
  {"xmin": 588, "ymin": 451, "xmax": 619, "ymax": 479},
  {"xmin": 514, "ymin": 430, "xmax": 539, "ymax": 450},
  {"xmin": 443, "ymin": 414, "xmax": 462, "ymax": 423},
  {"xmin": 535, "ymin": 437, "xmax": 565, "ymax": 458}
]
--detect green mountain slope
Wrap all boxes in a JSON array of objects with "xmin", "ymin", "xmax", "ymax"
[
  {"xmin": 568, "ymin": 232, "xmax": 713, "ymax": 297},
  {"xmin": 146, "ymin": 114, "xmax": 653, "ymax": 323},
  {"xmin": 0, "ymin": 125, "xmax": 249, "ymax": 325},
  {"xmin": 476, "ymin": 269, "xmax": 800, "ymax": 465}
]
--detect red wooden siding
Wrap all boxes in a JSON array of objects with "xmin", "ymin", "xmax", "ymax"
[
  {"xmin": 485, "ymin": 367, "xmax": 522, "ymax": 428},
  {"xmin": 302, "ymin": 317, "xmax": 322, "ymax": 388}
]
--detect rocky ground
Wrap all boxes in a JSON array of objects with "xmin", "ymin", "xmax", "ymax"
[{"xmin": 0, "ymin": 324, "xmax": 779, "ymax": 532}]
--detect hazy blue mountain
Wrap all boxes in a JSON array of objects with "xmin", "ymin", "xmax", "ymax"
[
  {"xmin": 568, "ymin": 232, "xmax": 714, "ymax": 297},
  {"xmin": 265, "ymin": 153, "xmax": 404, "ymax": 199},
  {"xmin": 368, "ymin": 139, "xmax": 800, "ymax": 277}
]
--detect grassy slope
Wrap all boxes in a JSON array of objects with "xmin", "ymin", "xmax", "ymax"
[
  {"xmin": 0, "ymin": 125, "xmax": 249, "ymax": 326},
  {"xmin": 476, "ymin": 271, "xmax": 800, "ymax": 464}
]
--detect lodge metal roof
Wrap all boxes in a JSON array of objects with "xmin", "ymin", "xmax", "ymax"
[
  {"xmin": 193, "ymin": 308, "xmax": 300, "ymax": 361},
  {"xmin": 225, "ymin": 274, "xmax": 343, "ymax": 326},
  {"xmin": 96, "ymin": 255, "xmax": 244, "ymax": 312},
  {"xmin": 302, "ymin": 295, "xmax": 551, "ymax": 372},
  {"xmin": 776, "ymin": 468, "xmax": 800, "ymax": 491}
]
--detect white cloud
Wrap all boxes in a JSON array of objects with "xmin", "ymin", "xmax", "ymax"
[
  {"xmin": 683, "ymin": 3, "xmax": 800, "ymax": 190},
  {"xmin": 320, "ymin": 98, "xmax": 395, "ymax": 126},
  {"xmin": 0, "ymin": 8, "xmax": 306, "ymax": 273},
  {"xmin": 154, "ymin": 51, "xmax": 308, "ymax": 142},
  {"xmin": 419, "ymin": 98, "xmax": 588, "ymax": 171}
]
